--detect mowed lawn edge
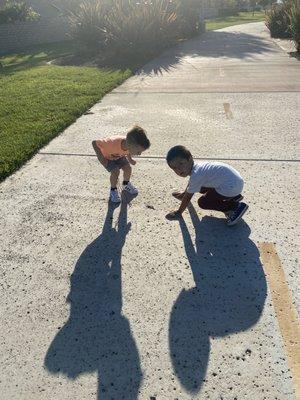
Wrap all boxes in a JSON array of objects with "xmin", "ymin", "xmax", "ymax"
[
  {"xmin": 206, "ymin": 11, "xmax": 266, "ymax": 31},
  {"xmin": 0, "ymin": 64, "xmax": 131, "ymax": 182}
]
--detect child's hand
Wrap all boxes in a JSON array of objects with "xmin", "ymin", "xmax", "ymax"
[
  {"xmin": 166, "ymin": 210, "xmax": 182, "ymax": 220},
  {"xmin": 127, "ymin": 155, "xmax": 136, "ymax": 165}
]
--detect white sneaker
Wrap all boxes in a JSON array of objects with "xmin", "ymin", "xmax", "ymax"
[
  {"xmin": 123, "ymin": 182, "xmax": 138, "ymax": 195},
  {"xmin": 109, "ymin": 189, "xmax": 121, "ymax": 203}
]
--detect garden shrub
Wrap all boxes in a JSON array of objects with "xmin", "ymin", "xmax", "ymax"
[
  {"xmin": 266, "ymin": 0, "xmax": 300, "ymax": 45},
  {"xmin": 266, "ymin": 3, "xmax": 292, "ymax": 38},
  {"xmin": 68, "ymin": 0, "xmax": 109, "ymax": 54},
  {"xmin": 287, "ymin": 1, "xmax": 300, "ymax": 51},
  {"xmin": 68, "ymin": 0, "xmax": 205, "ymax": 66},
  {"xmin": 103, "ymin": 0, "xmax": 180, "ymax": 58},
  {"xmin": 174, "ymin": 0, "xmax": 206, "ymax": 36},
  {"xmin": 0, "ymin": 0, "xmax": 40, "ymax": 24}
]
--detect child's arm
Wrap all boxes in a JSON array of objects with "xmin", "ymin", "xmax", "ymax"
[
  {"xmin": 178, "ymin": 192, "xmax": 194, "ymax": 213},
  {"xmin": 166, "ymin": 192, "xmax": 194, "ymax": 219},
  {"xmin": 92, "ymin": 141, "xmax": 108, "ymax": 167},
  {"xmin": 172, "ymin": 183, "xmax": 189, "ymax": 200},
  {"xmin": 127, "ymin": 154, "xmax": 136, "ymax": 166}
]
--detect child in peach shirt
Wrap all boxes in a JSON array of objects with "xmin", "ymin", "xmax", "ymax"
[{"xmin": 92, "ymin": 126, "xmax": 150, "ymax": 203}]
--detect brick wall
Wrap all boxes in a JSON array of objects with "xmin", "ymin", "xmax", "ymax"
[{"xmin": 0, "ymin": 18, "xmax": 70, "ymax": 54}]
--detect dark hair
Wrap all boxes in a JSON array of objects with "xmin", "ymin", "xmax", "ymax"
[
  {"xmin": 126, "ymin": 126, "xmax": 150, "ymax": 149},
  {"xmin": 166, "ymin": 145, "xmax": 192, "ymax": 164}
]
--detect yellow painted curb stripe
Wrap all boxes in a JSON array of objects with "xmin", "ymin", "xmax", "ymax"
[
  {"xmin": 223, "ymin": 102, "xmax": 233, "ymax": 119},
  {"xmin": 259, "ymin": 243, "xmax": 300, "ymax": 399}
]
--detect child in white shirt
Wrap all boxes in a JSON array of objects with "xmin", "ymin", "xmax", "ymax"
[{"xmin": 166, "ymin": 145, "xmax": 248, "ymax": 226}]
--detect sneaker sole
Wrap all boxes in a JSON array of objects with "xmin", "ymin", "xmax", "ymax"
[
  {"xmin": 227, "ymin": 204, "xmax": 249, "ymax": 226},
  {"xmin": 123, "ymin": 189, "xmax": 138, "ymax": 195},
  {"xmin": 109, "ymin": 197, "xmax": 121, "ymax": 203},
  {"xmin": 234, "ymin": 194, "xmax": 244, "ymax": 202}
]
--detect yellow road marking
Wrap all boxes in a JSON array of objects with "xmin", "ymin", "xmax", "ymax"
[
  {"xmin": 259, "ymin": 243, "xmax": 300, "ymax": 399},
  {"xmin": 219, "ymin": 67, "xmax": 225, "ymax": 77},
  {"xmin": 223, "ymin": 102, "xmax": 233, "ymax": 119}
]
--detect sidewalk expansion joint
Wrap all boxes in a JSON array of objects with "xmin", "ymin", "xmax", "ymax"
[
  {"xmin": 38, "ymin": 152, "xmax": 300, "ymax": 163},
  {"xmin": 111, "ymin": 90, "xmax": 300, "ymax": 94}
]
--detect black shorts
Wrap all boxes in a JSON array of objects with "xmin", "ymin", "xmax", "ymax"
[{"xmin": 105, "ymin": 156, "xmax": 129, "ymax": 172}]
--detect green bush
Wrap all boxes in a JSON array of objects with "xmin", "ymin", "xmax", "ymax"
[
  {"xmin": 0, "ymin": 0, "xmax": 40, "ymax": 24},
  {"xmin": 104, "ymin": 0, "xmax": 180, "ymax": 56},
  {"xmin": 68, "ymin": 0, "xmax": 109, "ymax": 54},
  {"xmin": 266, "ymin": 3, "xmax": 292, "ymax": 38},
  {"xmin": 288, "ymin": 3, "xmax": 300, "ymax": 51},
  {"xmin": 68, "ymin": 0, "xmax": 202, "ymax": 66},
  {"xmin": 174, "ymin": 0, "xmax": 206, "ymax": 36},
  {"xmin": 266, "ymin": 0, "xmax": 300, "ymax": 38}
]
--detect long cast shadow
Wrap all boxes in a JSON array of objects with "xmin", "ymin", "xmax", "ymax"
[
  {"xmin": 137, "ymin": 30, "xmax": 274, "ymax": 75},
  {"xmin": 44, "ymin": 200, "xmax": 142, "ymax": 399},
  {"xmin": 169, "ymin": 205, "xmax": 267, "ymax": 394}
]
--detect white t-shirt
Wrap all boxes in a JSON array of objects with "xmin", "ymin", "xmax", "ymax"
[{"xmin": 187, "ymin": 162, "xmax": 244, "ymax": 197}]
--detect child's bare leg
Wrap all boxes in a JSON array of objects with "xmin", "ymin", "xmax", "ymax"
[
  {"xmin": 110, "ymin": 169, "xmax": 120, "ymax": 188},
  {"xmin": 172, "ymin": 191, "xmax": 185, "ymax": 200},
  {"xmin": 121, "ymin": 163, "xmax": 132, "ymax": 182},
  {"xmin": 121, "ymin": 163, "xmax": 138, "ymax": 195}
]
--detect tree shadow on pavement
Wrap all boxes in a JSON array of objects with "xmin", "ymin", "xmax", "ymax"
[
  {"xmin": 169, "ymin": 205, "xmax": 267, "ymax": 394},
  {"xmin": 44, "ymin": 199, "xmax": 142, "ymax": 399},
  {"xmin": 138, "ymin": 30, "xmax": 274, "ymax": 76}
]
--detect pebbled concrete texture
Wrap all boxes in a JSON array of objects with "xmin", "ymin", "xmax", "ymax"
[
  {"xmin": 1, "ymin": 22, "xmax": 299, "ymax": 400},
  {"xmin": 45, "ymin": 92, "xmax": 300, "ymax": 161}
]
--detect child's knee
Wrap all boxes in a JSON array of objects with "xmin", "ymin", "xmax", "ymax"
[
  {"xmin": 122, "ymin": 163, "xmax": 132, "ymax": 172},
  {"xmin": 111, "ymin": 168, "xmax": 120, "ymax": 176},
  {"xmin": 198, "ymin": 196, "xmax": 210, "ymax": 210}
]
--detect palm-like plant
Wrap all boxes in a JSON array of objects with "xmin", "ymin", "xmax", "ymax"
[
  {"xmin": 266, "ymin": 3, "xmax": 292, "ymax": 38},
  {"xmin": 68, "ymin": 0, "xmax": 109, "ymax": 53},
  {"xmin": 67, "ymin": 0, "xmax": 204, "ymax": 65},
  {"xmin": 105, "ymin": 0, "xmax": 179, "ymax": 53},
  {"xmin": 288, "ymin": 2, "xmax": 300, "ymax": 51}
]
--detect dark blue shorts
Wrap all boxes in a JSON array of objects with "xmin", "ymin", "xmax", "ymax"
[{"xmin": 105, "ymin": 156, "xmax": 129, "ymax": 172}]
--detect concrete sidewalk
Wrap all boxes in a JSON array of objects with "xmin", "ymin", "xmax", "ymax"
[{"xmin": 1, "ymin": 22, "xmax": 299, "ymax": 400}]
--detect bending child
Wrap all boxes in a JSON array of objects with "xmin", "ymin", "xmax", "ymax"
[
  {"xmin": 92, "ymin": 126, "xmax": 150, "ymax": 203},
  {"xmin": 166, "ymin": 145, "xmax": 248, "ymax": 226}
]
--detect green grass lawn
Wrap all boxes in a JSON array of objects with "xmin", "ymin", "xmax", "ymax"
[
  {"xmin": 0, "ymin": 42, "xmax": 131, "ymax": 182},
  {"xmin": 206, "ymin": 11, "xmax": 266, "ymax": 31}
]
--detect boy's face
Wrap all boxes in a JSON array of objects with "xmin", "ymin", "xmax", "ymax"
[
  {"xmin": 169, "ymin": 157, "xmax": 193, "ymax": 177},
  {"xmin": 128, "ymin": 143, "xmax": 146, "ymax": 156}
]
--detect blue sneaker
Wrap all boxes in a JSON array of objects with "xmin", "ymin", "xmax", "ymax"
[
  {"xmin": 227, "ymin": 202, "xmax": 249, "ymax": 226},
  {"xmin": 224, "ymin": 195, "xmax": 244, "ymax": 218},
  {"xmin": 233, "ymin": 194, "xmax": 243, "ymax": 202}
]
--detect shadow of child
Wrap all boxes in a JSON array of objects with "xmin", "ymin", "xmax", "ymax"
[
  {"xmin": 169, "ymin": 205, "xmax": 267, "ymax": 393},
  {"xmin": 45, "ymin": 201, "xmax": 142, "ymax": 399}
]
